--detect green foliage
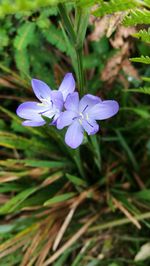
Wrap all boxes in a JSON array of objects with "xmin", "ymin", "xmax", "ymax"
[
  {"xmin": 133, "ymin": 28, "xmax": 150, "ymax": 43},
  {"xmin": 41, "ymin": 24, "xmax": 67, "ymax": 53},
  {"xmin": 0, "ymin": 187, "xmax": 39, "ymax": 214},
  {"xmin": 0, "ymin": 1, "xmax": 150, "ymax": 265},
  {"xmin": 145, "ymin": 0, "xmax": 150, "ymax": 7},
  {"xmin": 14, "ymin": 22, "xmax": 36, "ymax": 50},
  {"xmin": 129, "ymin": 87, "xmax": 150, "ymax": 94},
  {"xmin": 15, "ymin": 49, "xmax": 30, "ymax": 77},
  {"xmin": 0, "ymin": 29, "xmax": 9, "ymax": 48},
  {"xmin": 93, "ymin": 0, "xmax": 139, "ymax": 17},
  {"xmin": 130, "ymin": 55, "xmax": 150, "ymax": 64},
  {"xmin": 44, "ymin": 192, "xmax": 76, "ymax": 206},
  {"xmin": 0, "ymin": 0, "xmax": 71, "ymax": 17},
  {"xmin": 123, "ymin": 8, "xmax": 150, "ymax": 26},
  {"xmin": 125, "ymin": 1, "xmax": 150, "ymax": 98}
]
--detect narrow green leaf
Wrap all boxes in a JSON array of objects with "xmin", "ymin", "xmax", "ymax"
[
  {"xmin": 24, "ymin": 159, "xmax": 68, "ymax": 168},
  {"xmin": 128, "ymin": 87, "xmax": 150, "ymax": 95},
  {"xmin": 0, "ymin": 224, "xmax": 15, "ymax": 234},
  {"xmin": 135, "ymin": 190, "xmax": 150, "ymax": 201},
  {"xmin": 44, "ymin": 192, "xmax": 76, "ymax": 206},
  {"xmin": 0, "ymin": 187, "xmax": 38, "ymax": 214},
  {"xmin": 90, "ymin": 135, "xmax": 101, "ymax": 171},
  {"xmin": 66, "ymin": 173, "xmax": 86, "ymax": 186},
  {"xmin": 116, "ymin": 130, "xmax": 138, "ymax": 171}
]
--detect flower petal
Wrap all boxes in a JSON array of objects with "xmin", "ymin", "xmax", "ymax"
[
  {"xmin": 88, "ymin": 100, "xmax": 119, "ymax": 120},
  {"xmin": 65, "ymin": 92, "xmax": 79, "ymax": 112},
  {"xmin": 50, "ymin": 90, "xmax": 63, "ymax": 111},
  {"xmin": 82, "ymin": 119, "xmax": 99, "ymax": 135},
  {"xmin": 79, "ymin": 94, "xmax": 102, "ymax": 113},
  {"xmin": 41, "ymin": 110, "xmax": 57, "ymax": 119},
  {"xmin": 58, "ymin": 73, "xmax": 75, "ymax": 101},
  {"xmin": 65, "ymin": 120, "xmax": 84, "ymax": 149},
  {"xmin": 16, "ymin": 102, "xmax": 47, "ymax": 120},
  {"xmin": 31, "ymin": 79, "xmax": 51, "ymax": 101},
  {"xmin": 57, "ymin": 110, "xmax": 76, "ymax": 129},
  {"xmin": 22, "ymin": 120, "xmax": 45, "ymax": 127}
]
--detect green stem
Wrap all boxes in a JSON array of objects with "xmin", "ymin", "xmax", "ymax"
[
  {"xmin": 76, "ymin": 47, "xmax": 85, "ymax": 95},
  {"xmin": 73, "ymin": 148, "xmax": 85, "ymax": 179},
  {"xmin": 89, "ymin": 211, "xmax": 150, "ymax": 232},
  {"xmin": 58, "ymin": 4, "xmax": 76, "ymax": 45},
  {"xmin": 58, "ymin": 3, "xmax": 88, "ymax": 95}
]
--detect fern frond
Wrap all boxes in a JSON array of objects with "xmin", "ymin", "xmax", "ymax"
[
  {"xmin": 123, "ymin": 8, "xmax": 150, "ymax": 26},
  {"xmin": 14, "ymin": 22, "xmax": 36, "ymax": 50},
  {"xmin": 15, "ymin": 49, "xmax": 30, "ymax": 77},
  {"xmin": 130, "ymin": 56, "xmax": 150, "ymax": 64},
  {"xmin": 129, "ymin": 87, "xmax": 150, "ymax": 94},
  {"xmin": 93, "ymin": 0, "xmax": 139, "ymax": 17},
  {"xmin": 133, "ymin": 28, "xmax": 150, "ymax": 43},
  {"xmin": 40, "ymin": 24, "xmax": 67, "ymax": 53}
]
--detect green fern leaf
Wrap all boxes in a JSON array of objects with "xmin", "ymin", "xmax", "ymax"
[
  {"xmin": 123, "ymin": 8, "xmax": 150, "ymax": 26},
  {"xmin": 133, "ymin": 28, "xmax": 150, "ymax": 43},
  {"xmin": 130, "ymin": 55, "xmax": 150, "ymax": 64},
  {"xmin": 40, "ymin": 24, "xmax": 67, "ymax": 53},
  {"xmin": 15, "ymin": 49, "xmax": 30, "ymax": 77},
  {"xmin": 14, "ymin": 22, "xmax": 36, "ymax": 50},
  {"xmin": 93, "ymin": 0, "xmax": 139, "ymax": 17},
  {"xmin": 129, "ymin": 87, "xmax": 150, "ymax": 94},
  {"xmin": 0, "ymin": 29, "xmax": 9, "ymax": 47}
]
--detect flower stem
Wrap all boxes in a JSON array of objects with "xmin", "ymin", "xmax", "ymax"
[
  {"xmin": 58, "ymin": 4, "xmax": 89, "ymax": 96},
  {"xmin": 58, "ymin": 4, "xmax": 76, "ymax": 45},
  {"xmin": 76, "ymin": 47, "xmax": 85, "ymax": 96},
  {"xmin": 73, "ymin": 148, "xmax": 85, "ymax": 179}
]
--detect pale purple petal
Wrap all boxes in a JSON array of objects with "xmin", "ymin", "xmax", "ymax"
[
  {"xmin": 65, "ymin": 92, "xmax": 79, "ymax": 112},
  {"xmin": 82, "ymin": 119, "xmax": 99, "ymax": 135},
  {"xmin": 79, "ymin": 94, "xmax": 102, "ymax": 113},
  {"xmin": 41, "ymin": 109, "xmax": 57, "ymax": 119},
  {"xmin": 65, "ymin": 120, "xmax": 84, "ymax": 149},
  {"xmin": 57, "ymin": 110, "xmax": 76, "ymax": 129},
  {"xmin": 31, "ymin": 79, "xmax": 51, "ymax": 101},
  {"xmin": 50, "ymin": 90, "xmax": 63, "ymax": 111},
  {"xmin": 22, "ymin": 120, "xmax": 45, "ymax": 127},
  {"xmin": 52, "ymin": 113, "xmax": 61, "ymax": 125},
  {"xmin": 58, "ymin": 73, "xmax": 75, "ymax": 101},
  {"xmin": 88, "ymin": 100, "xmax": 119, "ymax": 120},
  {"xmin": 16, "ymin": 102, "xmax": 47, "ymax": 120}
]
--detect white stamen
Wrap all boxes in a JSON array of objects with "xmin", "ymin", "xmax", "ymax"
[{"xmin": 79, "ymin": 119, "xmax": 82, "ymax": 125}]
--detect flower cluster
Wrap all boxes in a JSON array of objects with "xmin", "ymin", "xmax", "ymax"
[{"xmin": 17, "ymin": 73, "xmax": 119, "ymax": 149}]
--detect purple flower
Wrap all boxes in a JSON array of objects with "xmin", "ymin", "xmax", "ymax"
[
  {"xmin": 57, "ymin": 92, "xmax": 119, "ymax": 149},
  {"xmin": 16, "ymin": 73, "xmax": 75, "ymax": 127}
]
